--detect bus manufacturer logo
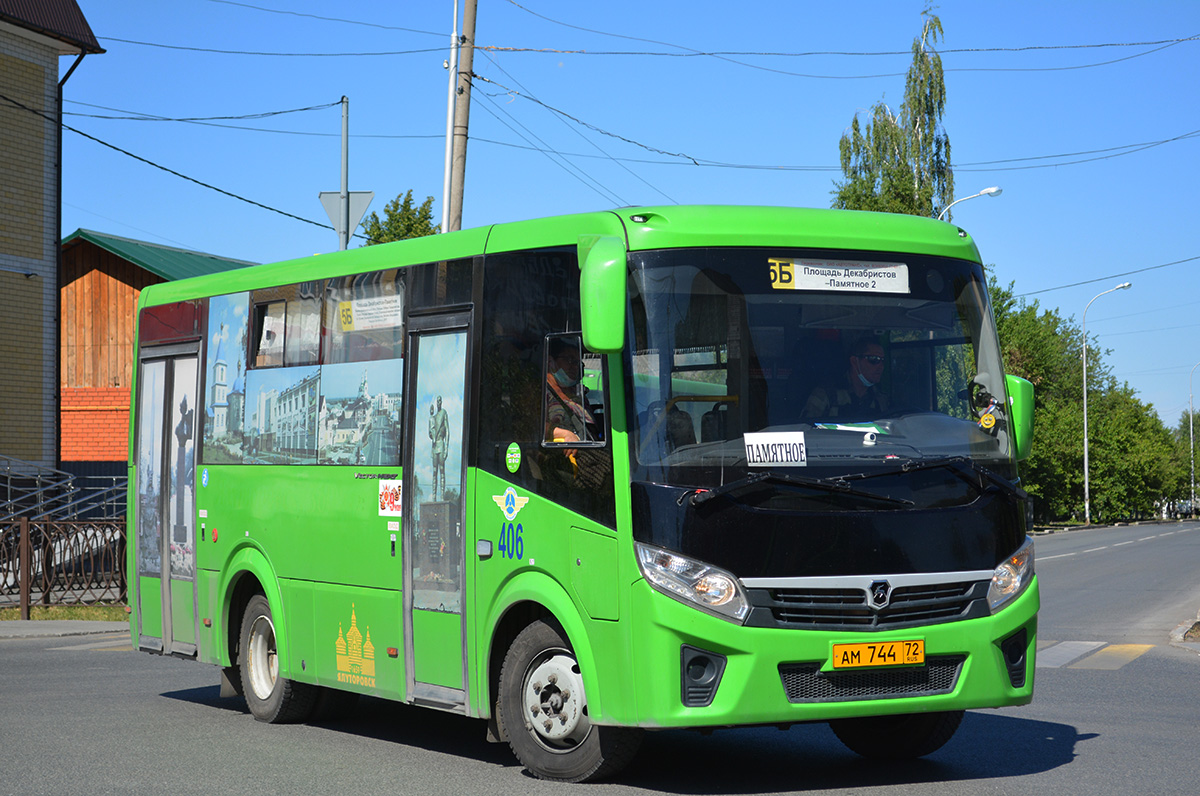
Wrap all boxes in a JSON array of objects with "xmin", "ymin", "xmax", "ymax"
[
  {"xmin": 870, "ymin": 581, "xmax": 891, "ymax": 608},
  {"xmin": 334, "ymin": 605, "xmax": 376, "ymax": 688},
  {"xmin": 493, "ymin": 486, "xmax": 529, "ymax": 522}
]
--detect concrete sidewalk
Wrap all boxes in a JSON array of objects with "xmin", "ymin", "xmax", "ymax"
[{"xmin": 0, "ymin": 620, "xmax": 129, "ymax": 639}]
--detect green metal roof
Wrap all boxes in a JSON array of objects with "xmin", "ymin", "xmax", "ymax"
[{"xmin": 62, "ymin": 229, "xmax": 257, "ymax": 281}]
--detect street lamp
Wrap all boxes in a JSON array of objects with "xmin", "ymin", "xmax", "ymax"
[
  {"xmin": 937, "ymin": 186, "xmax": 1003, "ymax": 221},
  {"xmin": 1191, "ymin": 362, "xmax": 1199, "ymax": 518},
  {"xmin": 1082, "ymin": 281, "xmax": 1132, "ymax": 524}
]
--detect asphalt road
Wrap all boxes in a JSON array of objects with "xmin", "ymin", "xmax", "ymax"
[{"xmin": 1, "ymin": 521, "xmax": 1198, "ymax": 796}]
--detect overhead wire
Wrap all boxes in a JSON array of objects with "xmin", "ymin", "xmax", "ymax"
[
  {"xmin": 471, "ymin": 73, "xmax": 701, "ymax": 165},
  {"xmin": 63, "ymin": 96, "xmax": 1200, "ymax": 177},
  {"xmin": 470, "ymin": 83, "xmax": 629, "ymax": 207},
  {"xmin": 203, "ymin": 0, "xmax": 443, "ymax": 36},
  {"xmin": 98, "ymin": 37, "xmax": 442, "ymax": 57},
  {"xmin": 474, "ymin": 48, "xmax": 678, "ymax": 204},
  {"xmin": 499, "ymin": 0, "xmax": 1198, "ymax": 78},
  {"xmin": 1016, "ymin": 255, "xmax": 1200, "ymax": 297},
  {"xmin": 1, "ymin": 90, "xmax": 346, "ymax": 236}
]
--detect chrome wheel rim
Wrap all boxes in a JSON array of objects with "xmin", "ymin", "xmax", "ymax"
[
  {"xmin": 246, "ymin": 614, "xmax": 278, "ymax": 700},
  {"xmin": 522, "ymin": 648, "xmax": 591, "ymax": 752}
]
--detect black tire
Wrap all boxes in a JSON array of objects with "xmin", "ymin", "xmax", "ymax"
[
  {"xmin": 238, "ymin": 594, "xmax": 316, "ymax": 723},
  {"xmin": 497, "ymin": 619, "xmax": 642, "ymax": 782},
  {"xmin": 830, "ymin": 710, "xmax": 964, "ymax": 760}
]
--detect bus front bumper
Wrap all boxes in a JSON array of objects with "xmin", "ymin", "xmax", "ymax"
[{"xmin": 623, "ymin": 575, "xmax": 1039, "ymax": 729}]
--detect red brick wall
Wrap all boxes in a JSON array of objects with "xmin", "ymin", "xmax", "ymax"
[{"xmin": 61, "ymin": 386, "xmax": 130, "ymax": 462}]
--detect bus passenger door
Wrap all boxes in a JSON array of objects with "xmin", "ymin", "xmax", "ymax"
[
  {"xmin": 133, "ymin": 345, "xmax": 200, "ymax": 657},
  {"xmin": 402, "ymin": 311, "xmax": 471, "ymax": 709}
]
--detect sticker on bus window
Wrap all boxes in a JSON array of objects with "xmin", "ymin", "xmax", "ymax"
[
  {"xmin": 744, "ymin": 432, "xmax": 807, "ymax": 467},
  {"xmin": 379, "ymin": 479, "xmax": 402, "ymax": 516},
  {"xmin": 339, "ymin": 294, "xmax": 403, "ymax": 332},
  {"xmin": 768, "ymin": 258, "xmax": 910, "ymax": 294}
]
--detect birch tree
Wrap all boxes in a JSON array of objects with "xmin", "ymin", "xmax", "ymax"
[{"xmin": 833, "ymin": 11, "xmax": 954, "ymax": 218}]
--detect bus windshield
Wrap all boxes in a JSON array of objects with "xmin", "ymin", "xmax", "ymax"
[{"xmin": 625, "ymin": 247, "xmax": 1014, "ymax": 494}]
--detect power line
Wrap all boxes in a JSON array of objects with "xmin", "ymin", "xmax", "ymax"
[
  {"xmin": 65, "ymin": 122, "xmax": 334, "ymax": 231},
  {"xmin": 471, "ymin": 73, "xmax": 701, "ymax": 164},
  {"xmin": 482, "ymin": 37, "xmax": 1200, "ymax": 58},
  {"xmin": 499, "ymin": 0, "xmax": 1197, "ymax": 78},
  {"xmin": 63, "ymin": 94, "xmax": 1199, "ymax": 179},
  {"xmin": 2, "ymin": 90, "xmax": 345, "ymax": 236},
  {"xmin": 1017, "ymin": 255, "xmax": 1200, "ymax": 297},
  {"xmin": 98, "ymin": 37, "xmax": 443, "ymax": 57},
  {"xmin": 474, "ymin": 49, "xmax": 678, "ymax": 204},
  {"xmin": 97, "ymin": 27, "xmax": 1198, "ymax": 76},
  {"xmin": 204, "ymin": 0, "xmax": 442, "ymax": 36},
  {"xmin": 62, "ymin": 99, "xmax": 341, "ymax": 122},
  {"xmin": 471, "ymin": 86, "xmax": 629, "ymax": 207}
]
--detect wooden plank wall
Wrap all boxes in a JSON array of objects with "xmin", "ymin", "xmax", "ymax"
[{"xmin": 61, "ymin": 241, "xmax": 165, "ymax": 389}]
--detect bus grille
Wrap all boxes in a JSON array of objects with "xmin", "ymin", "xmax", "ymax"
[
  {"xmin": 779, "ymin": 656, "xmax": 965, "ymax": 703},
  {"xmin": 757, "ymin": 580, "xmax": 989, "ymax": 631}
]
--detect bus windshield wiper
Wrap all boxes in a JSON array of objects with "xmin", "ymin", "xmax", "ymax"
[
  {"xmin": 838, "ymin": 455, "xmax": 1028, "ymax": 501},
  {"xmin": 687, "ymin": 471, "xmax": 913, "ymax": 507}
]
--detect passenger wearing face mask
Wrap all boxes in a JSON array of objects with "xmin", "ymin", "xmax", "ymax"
[
  {"xmin": 803, "ymin": 336, "xmax": 890, "ymax": 419},
  {"xmin": 545, "ymin": 337, "xmax": 598, "ymax": 448}
]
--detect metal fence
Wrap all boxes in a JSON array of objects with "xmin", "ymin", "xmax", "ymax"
[{"xmin": 0, "ymin": 518, "xmax": 126, "ymax": 618}]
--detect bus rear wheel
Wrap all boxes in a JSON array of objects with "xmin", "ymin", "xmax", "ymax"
[
  {"xmin": 830, "ymin": 710, "xmax": 964, "ymax": 760},
  {"xmin": 498, "ymin": 619, "xmax": 642, "ymax": 782},
  {"xmin": 238, "ymin": 594, "xmax": 315, "ymax": 723}
]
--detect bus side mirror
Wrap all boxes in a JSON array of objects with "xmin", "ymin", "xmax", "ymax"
[
  {"xmin": 578, "ymin": 235, "xmax": 627, "ymax": 353},
  {"xmin": 1005, "ymin": 374, "xmax": 1034, "ymax": 461}
]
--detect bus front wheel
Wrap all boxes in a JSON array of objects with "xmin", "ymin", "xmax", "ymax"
[
  {"xmin": 830, "ymin": 710, "xmax": 964, "ymax": 760},
  {"xmin": 498, "ymin": 619, "xmax": 642, "ymax": 782},
  {"xmin": 238, "ymin": 594, "xmax": 316, "ymax": 723}
]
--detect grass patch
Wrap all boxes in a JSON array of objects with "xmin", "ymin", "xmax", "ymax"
[{"xmin": 0, "ymin": 604, "xmax": 129, "ymax": 622}]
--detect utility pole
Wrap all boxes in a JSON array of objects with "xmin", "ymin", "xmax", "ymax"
[
  {"xmin": 440, "ymin": 0, "xmax": 460, "ymax": 234},
  {"xmin": 448, "ymin": 0, "xmax": 477, "ymax": 232}
]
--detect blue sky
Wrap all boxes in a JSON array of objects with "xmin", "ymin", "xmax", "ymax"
[{"xmin": 60, "ymin": 1, "xmax": 1199, "ymax": 423}]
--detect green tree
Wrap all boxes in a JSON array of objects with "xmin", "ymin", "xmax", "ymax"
[
  {"xmin": 1173, "ymin": 409, "xmax": 1198, "ymax": 513},
  {"xmin": 989, "ymin": 280, "xmax": 1084, "ymax": 520},
  {"xmin": 1089, "ymin": 385, "xmax": 1181, "ymax": 520},
  {"xmin": 832, "ymin": 10, "xmax": 953, "ymax": 218},
  {"xmin": 989, "ymin": 278, "xmax": 1186, "ymax": 522},
  {"xmin": 359, "ymin": 190, "xmax": 439, "ymax": 245}
]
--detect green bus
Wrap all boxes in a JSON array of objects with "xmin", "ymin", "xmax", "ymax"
[{"xmin": 128, "ymin": 205, "xmax": 1038, "ymax": 782}]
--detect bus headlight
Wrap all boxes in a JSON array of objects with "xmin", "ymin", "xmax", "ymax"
[
  {"xmin": 988, "ymin": 538, "xmax": 1035, "ymax": 612},
  {"xmin": 636, "ymin": 542, "xmax": 749, "ymax": 623}
]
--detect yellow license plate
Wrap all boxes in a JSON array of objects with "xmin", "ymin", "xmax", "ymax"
[{"xmin": 831, "ymin": 639, "xmax": 925, "ymax": 669}]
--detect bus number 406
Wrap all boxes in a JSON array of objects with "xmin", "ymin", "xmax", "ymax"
[{"xmin": 498, "ymin": 522, "xmax": 523, "ymax": 560}]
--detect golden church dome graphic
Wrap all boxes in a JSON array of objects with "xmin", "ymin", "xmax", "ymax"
[{"xmin": 335, "ymin": 605, "xmax": 375, "ymax": 686}]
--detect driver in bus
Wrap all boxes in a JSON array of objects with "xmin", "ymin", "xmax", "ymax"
[
  {"xmin": 545, "ymin": 337, "xmax": 598, "ymax": 452},
  {"xmin": 803, "ymin": 336, "xmax": 890, "ymax": 419}
]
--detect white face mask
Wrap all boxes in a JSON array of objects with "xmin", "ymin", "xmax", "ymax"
[
  {"xmin": 554, "ymin": 368, "xmax": 579, "ymax": 388},
  {"xmin": 857, "ymin": 372, "xmax": 876, "ymax": 388}
]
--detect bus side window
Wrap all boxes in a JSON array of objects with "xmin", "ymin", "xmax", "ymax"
[
  {"xmin": 479, "ymin": 247, "xmax": 616, "ymax": 529},
  {"xmin": 323, "ymin": 270, "xmax": 405, "ymax": 365},
  {"xmin": 284, "ymin": 294, "xmax": 321, "ymax": 366},
  {"xmin": 251, "ymin": 301, "xmax": 285, "ymax": 367},
  {"xmin": 543, "ymin": 334, "xmax": 605, "ymax": 448}
]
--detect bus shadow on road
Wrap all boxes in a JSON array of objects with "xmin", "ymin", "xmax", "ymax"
[
  {"xmin": 160, "ymin": 687, "xmax": 1089, "ymax": 789},
  {"xmin": 619, "ymin": 712, "xmax": 1094, "ymax": 793},
  {"xmin": 160, "ymin": 686, "xmax": 516, "ymax": 767}
]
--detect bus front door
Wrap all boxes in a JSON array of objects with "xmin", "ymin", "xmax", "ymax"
[
  {"xmin": 132, "ymin": 346, "xmax": 200, "ymax": 657},
  {"xmin": 402, "ymin": 311, "xmax": 471, "ymax": 709}
]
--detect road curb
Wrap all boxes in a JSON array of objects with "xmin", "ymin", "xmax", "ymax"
[
  {"xmin": 1169, "ymin": 615, "xmax": 1200, "ymax": 645},
  {"xmin": 0, "ymin": 620, "xmax": 130, "ymax": 640}
]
